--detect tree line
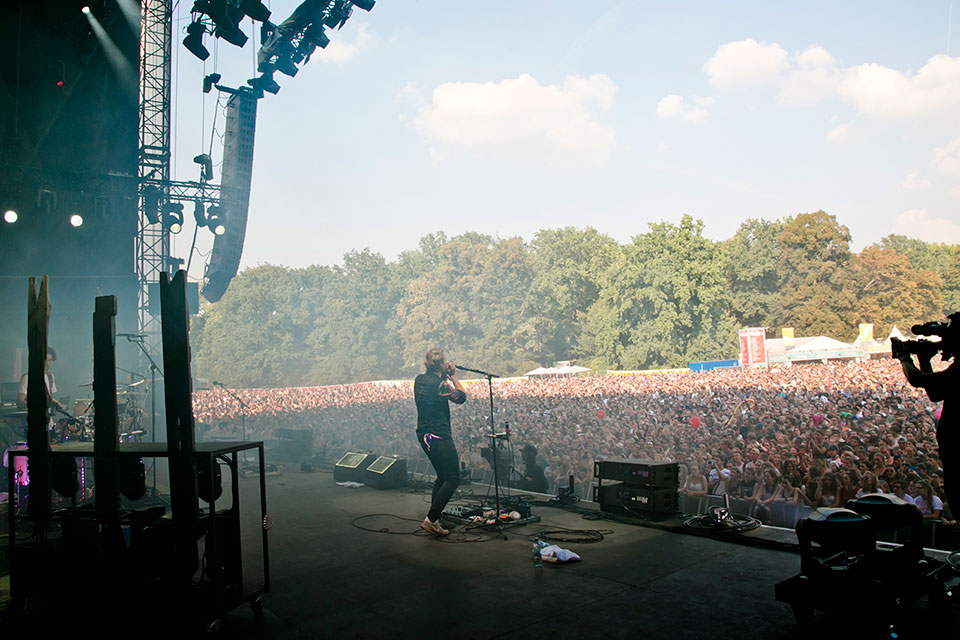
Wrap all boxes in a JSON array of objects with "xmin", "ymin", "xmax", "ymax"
[{"xmin": 191, "ymin": 211, "xmax": 960, "ymax": 387}]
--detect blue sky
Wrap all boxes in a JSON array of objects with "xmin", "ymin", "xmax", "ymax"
[{"xmin": 168, "ymin": 1, "xmax": 960, "ymax": 278}]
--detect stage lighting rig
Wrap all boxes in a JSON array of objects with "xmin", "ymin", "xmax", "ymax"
[
  {"xmin": 194, "ymin": 153, "xmax": 215, "ymax": 182},
  {"xmin": 203, "ymin": 72, "xmax": 222, "ymax": 93},
  {"xmin": 162, "ymin": 202, "xmax": 184, "ymax": 233},
  {"xmin": 256, "ymin": 1, "xmax": 374, "ymax": 83},
  {"xmin": 205, "ymin": 205, "xmax": 226, "ymax": 236},
  {"xmin": 183, "ymin": 20, "xmax": 210, "ymax": 61},
  {"xmin": 248, "ymin": 64, "xmax": 281, "ymax": 96},
  {"xmin": 142, "ymin": 186, "xmax": 161, "ymax": 225}
]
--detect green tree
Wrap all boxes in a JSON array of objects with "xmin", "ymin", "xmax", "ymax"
[
  {"xmin": 774, "ymin": 211, "xmax": 857, "ymax": 339},
  {"xmin": 522, "ymin": 227, "xmax": 621, "ymax": 363},
  {"xmin": 307, "ymin": 249, "xmax": 405, "ymax": 383},
  {"xmin": 852, "ymin": 245, "xmax": 943, "ymax": 337},
  {"xmin": 193, "ymin": 264, "xmax": 322, "ymax": 387},
  {"xmin": 581, "ymin": 215, "xmax": 738, "ymax": 369},
  {"xmin": 720, "ymin": 218, "xmax": 783, "ymax": 330},
  {"xmin": 397, "ymin": 234, "xmax": 539, "ymax": 376}
]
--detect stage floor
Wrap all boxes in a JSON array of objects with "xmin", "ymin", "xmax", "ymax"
[{"xmin": 211, "ymin": 468, "xmax": 958, "ymax": 639}]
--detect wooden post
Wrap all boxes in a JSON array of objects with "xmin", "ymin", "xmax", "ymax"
[
  {"xmin": 26, "ymin": 276, "xmax": 51, "ymax": 521},
  {"xmin": 93, "ymin": 295, "xmax": 122, "ymax": 533},
  {"xmin": 160, "ymin": 270, "xmax": 199, "ymax": 578}
]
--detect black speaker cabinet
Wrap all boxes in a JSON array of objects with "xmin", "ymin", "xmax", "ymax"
[
  {"xmin": 594, "ymin": 459, "xmax": 678, "ymax": 488},
  {"xmin": 334, "ymin": 452, "xmax": 376, "ymax": 482},
  {"xmin": 593, "ymin": 482, "xmax": 678, "ymax": 516},
  {"xmin": 363, "ymin": 456, "xmax": 407, "ymax": 490}
]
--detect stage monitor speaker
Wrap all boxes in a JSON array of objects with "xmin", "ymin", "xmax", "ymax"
[
  {"xmin": 594, "ymin": 459, "xmax": 678, "ymax": 488},
  {"xmin": 593, "ymin": 482, "xmax": 678, "ymax": 516},
  {"xmin": 363, "ymin": 456, "xmax": 407, "ymax": 490},
  {"xmin": 334, "ymin": 451, "xmax": 376, "ymax": 482}
]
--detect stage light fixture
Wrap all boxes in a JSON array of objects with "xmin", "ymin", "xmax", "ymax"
[
  {"xmin": 206, "ymin": 205, "xmax": 226, "ymax": 235},
  {"xmin": 352, "ymin": 0, "xmax": 376, "ymax": 11},
  {"xmin": 183, "ymin": 20, "xmax": 210, "ymax": 61},
  {"xmin": 203, "ymin": 72, "xmax": 221, "ymax": 93},
  {"xmin": 193, "ymin": 153, "xmax": 215, "ymax": 181},
  {"xmin": 275, "ymin": 55, "xmax": 299, "ymax": 77},
  {"xmin": 3, "ymin": 210, "xmax": 17, "ymax": 223},
  {"xmin": 303, "ymin": 23, "xmax": 330, "ymax": 48},
  {"xmin": 247, "ymin": 67, "xmax": 280, "ymax": 95},
  {"xmin": 81, "ymin": 6, "xmax": 91, "ymax": 14},
  {"xmin": 162, "ymin": 203, "xmax": 184, "ymax": 234},
  {"xmin": 142, "ymin": 186, "xmax": 161, "ymax": 224},
  {"xmin": 69, "ymin": 214, "xmax": 84, "ymax": 227},
  {"xmin": 193, "ymin": 201, "xmax": 208, "ymax": 228},
  {"xmin": 324, "ymin": 1, "xmax": 352, "ymax": 29},
  {"xmin": 240, "ymin": 0, "xmax": 271, "ymax": 22}
]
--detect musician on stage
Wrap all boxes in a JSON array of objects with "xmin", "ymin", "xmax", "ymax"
[
  {"xmin": 414, "ymin": 348, "xmax": 467, "ymax": 536},
  {"xmin": 16, "ymin": 346, "xmax": 62, "ymax": 413}
]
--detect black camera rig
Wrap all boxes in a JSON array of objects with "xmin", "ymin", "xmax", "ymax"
[{"xmin": 890, "ymin": 313, "xmax": 958, "ymax": 362}]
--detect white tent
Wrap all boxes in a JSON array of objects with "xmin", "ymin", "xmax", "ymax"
[{"xmin": 524, "ymin": 364, "xmax": 590, "ymax": 377}]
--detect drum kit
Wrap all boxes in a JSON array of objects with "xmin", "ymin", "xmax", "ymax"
[{"xmin": 54, "ymin": 378, "xmax": 149, "ymax": 444}]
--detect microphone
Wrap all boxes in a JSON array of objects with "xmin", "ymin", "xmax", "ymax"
[{"xmin": 455, "ymin": 364, "xmax": 499, "ymax": 378}]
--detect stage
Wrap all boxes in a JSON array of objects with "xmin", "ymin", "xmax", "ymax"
[{"xmin": 204, "ymin": 467, "xmax": 958, "ymax": 639}]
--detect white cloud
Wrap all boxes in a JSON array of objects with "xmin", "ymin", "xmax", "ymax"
[
  {"xmin": 321, "ymin": 23, "xmax": 371, "ymax": 64},
  {"xmin": 838, "ymin": 55, "xmax": 960, "ymax": 120},
  {"xmin": 826, "ymin": 121, "xmax": 855, "ymax": 145},
  {"xmin": 795, "ymin": 45, "xmax": 836, "ymax": 69},
  {"xmin": 893, "ymin": 209, "xmax": 960, "ymax": 243},
  {"xmin": 703, "ymin": 38, "xmax": 789, "ymax": 90},
  {"xmin": 902, "ymin": 170, "xmax": 933, "ymax": 190},
  {"xmin": 413, "ymin": 73, "xmax": 618, "ymax": 168},
  {"xmin": 931, "ymin": 137, "xmax": 960, "ymax": 175},
  {"xmin": 779, "ymin": 47, "xmax": 840, "ymax": 105},
  {"xmin": 656, "ymin": 94, "xmax": 710, "ymax": 123}
]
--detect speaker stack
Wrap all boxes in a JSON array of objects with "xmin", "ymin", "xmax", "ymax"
[{"xmin": 593, "ymin": 459, "xmax": 678, "ymax": 517}]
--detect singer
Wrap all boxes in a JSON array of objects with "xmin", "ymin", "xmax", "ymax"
[{"xmin": 414, "ymin": 348, "xmax": 467, "ymax": 536}]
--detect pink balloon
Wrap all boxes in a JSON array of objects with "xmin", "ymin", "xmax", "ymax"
[
  {"xmin": 689, "ymin": 416, "xmax": 701, "ymax": 428},
  {"xmin": 597, "ymin": 409, "xmax": 606, "ymax": 420}
]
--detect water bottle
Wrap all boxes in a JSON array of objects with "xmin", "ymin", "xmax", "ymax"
[{"xmin": 532, "ymin": 537, "xmax": 543, "ymax": 568}]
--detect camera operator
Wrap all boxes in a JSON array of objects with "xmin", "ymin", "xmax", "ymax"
[{"xmin": 892, "ymin": 313, "xmax": 959, "ymax": 513}]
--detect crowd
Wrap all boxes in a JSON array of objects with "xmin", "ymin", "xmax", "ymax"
[{"xmin": 193, "ymin": 358, "xmax": 953, "ymax": 530}]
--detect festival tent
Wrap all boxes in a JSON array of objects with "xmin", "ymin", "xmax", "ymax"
[
  {"xmin": 524, "ymin": 364, "xmax": 590, "ymax": 377},
  {"xmin": 784, "ymin": 335, "xmax": 863, "ymax": 363}
]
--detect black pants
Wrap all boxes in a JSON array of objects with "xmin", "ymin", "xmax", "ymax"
[{"xmin": 418, "ymin": 432, "xmax": 460, "ymax": 522}]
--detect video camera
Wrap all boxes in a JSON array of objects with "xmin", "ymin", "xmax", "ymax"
[{"xmin": 890, "ymin": 314, "xmax": 958, "ymax": 362}]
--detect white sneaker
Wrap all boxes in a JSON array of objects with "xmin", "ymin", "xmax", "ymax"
[{"xmin": 421, "ymin": 517, "xmax": 449, "ymax": 536}]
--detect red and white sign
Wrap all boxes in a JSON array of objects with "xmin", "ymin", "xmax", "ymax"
[{"xmin": 739, "ymin": 327, "xmax": 767, "ymax": 366}]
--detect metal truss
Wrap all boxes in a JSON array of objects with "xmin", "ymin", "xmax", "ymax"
[{"xmin": 137, "ymin": 0, "xmax": 173, "ymax": 341}]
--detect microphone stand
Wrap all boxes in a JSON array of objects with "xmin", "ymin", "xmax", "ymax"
[
  {"xmin": 214, "ymin": 382, "xmax": 248, "ymax": 462},
  {"xmin": 128, "ymin": 336, "xmax": 164, "ymax": 496},
  {"xmin": 458, "ymin": 365, "xmax": 509, "ymax": 539}
]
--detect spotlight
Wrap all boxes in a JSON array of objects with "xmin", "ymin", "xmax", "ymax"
[
  {"xmin": 3, "ymin": 210, "xmax": 17, "ymax": 223},
  {"xmin": 203, "ymin": 72, "xmax": 221, "ymax": 93},
  {"xmin": 324, "ymin": 1, "xmax": 352, "ymax": 29},
  {"xmin": 162, "ymin": 203, "xmax": 184, "ymax": 234},
  {"xmin": 193, "ymin": 201, "xmax": 207, "ymax": 228},
  {"xmin": 81, "ymin": 6, "xmax": 91, "ymax": 14},
  {"xmin": 275, "ymin": 55, "xmax": 299, "ymax": 77},
  {"xmin": 247, "ymin": 68, "xmax": 280, "ymax": 95},
  {"xmin": 303, "ymin": 24, "xmax": 330, "ymax": 49},
  {"xmin": 352, "ymin": 0, "xmax": 376, "ymax": 11},
  {"xmin": 142, "ymin": 186, "xmax": 161, "ymax": 224},
  {"xmin": 193, "ymin": 153, "xmax": 214, "ymax": 181},
  {"xmin": 69, "ymin": 214, "xmax": 84, "ymax": 227},
  {"xmin": 206, "ymin": 205, "xmax": 226, "ymax": 235},
  {"xmin": 183, "ymin": 20, "xmax": 210, "ymax": 61},
  {"xmin": 240, "ymin": 0, "xmax": 271, "ymax": 22}
]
